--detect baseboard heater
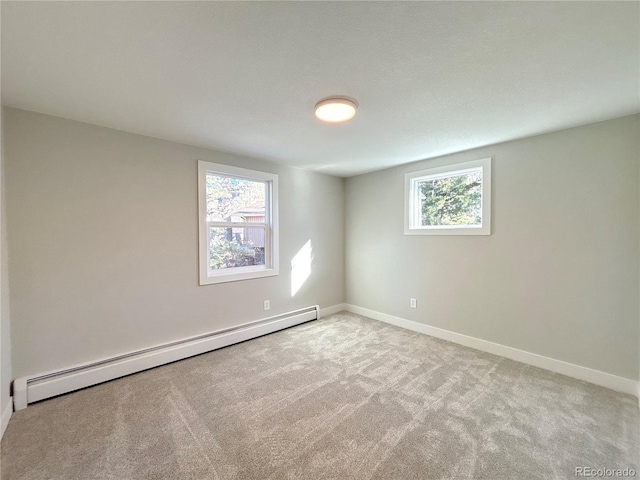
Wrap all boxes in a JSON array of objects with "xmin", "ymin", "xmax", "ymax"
[{"xmin": 13, "ymin": 305, "xmax": 319, "ymax": 411}]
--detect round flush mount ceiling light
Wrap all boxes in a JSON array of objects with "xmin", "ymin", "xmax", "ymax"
[{"xmin": 314, "ymin": 97, "xmax": 358, "ymax": 123}]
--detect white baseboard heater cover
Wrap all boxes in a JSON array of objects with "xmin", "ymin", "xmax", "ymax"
[{"xmin": 13, "ymin": 305, "xmax": 319, "ymax": 410}]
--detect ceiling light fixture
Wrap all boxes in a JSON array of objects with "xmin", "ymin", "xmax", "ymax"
[{"xmin": 314, "ymin": 97, "xmax": 358, "ymax": 123}]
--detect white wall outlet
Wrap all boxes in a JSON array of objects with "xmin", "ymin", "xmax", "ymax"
[
  {"xmin": 410, "ymin": 298, "xmax": 417, "ymax": 308},
  {"xmin": 263, "ymin": 300, "xmax": 270, "ymax": 311}
]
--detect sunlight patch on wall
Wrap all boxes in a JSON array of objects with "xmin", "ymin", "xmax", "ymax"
[{"xmin": 291, "ymin": 240, "xmax": 312, "ymax": 297}]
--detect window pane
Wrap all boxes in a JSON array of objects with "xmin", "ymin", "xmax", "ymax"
[
  {"xmin": 418, "ymin": 171, "xmax": 482, "ymax": 226},
  {"xmin": 206, "ymin": 174, "xmax": 266, "ymax": 222},
  {"xmin": 208, "ymin": 226, "xmax": 266, "ymax": 270}
]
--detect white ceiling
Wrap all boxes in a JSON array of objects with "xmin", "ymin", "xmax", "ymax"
[{"xmin": 2, "ymin": 2, "xmax": 639, "ymax": 177}]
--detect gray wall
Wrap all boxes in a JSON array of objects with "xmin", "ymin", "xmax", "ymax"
[
  {"xmin": 3, "ymin": 107, "xmax": 345, "ymax": 379},
  {"xmin": 3, "ymin": 106, "xmax": 639, "ymax": 387},
  {"xmin": 1, "ymin": 105, "xmax": 13, "ymax": 417},
  {"xmin": 345, "ymin": 114, "xmax": 640, "ymax": 381}
]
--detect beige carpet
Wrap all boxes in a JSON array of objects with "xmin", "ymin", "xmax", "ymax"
[{"xmin": 1, "ymin": 312, "xmax": 638, "ymax": 479}]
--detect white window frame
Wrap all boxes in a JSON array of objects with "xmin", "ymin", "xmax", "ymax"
[
  {"xmin": 198, "ymin": 160, "xmax": 279, "ymax": 285},
  {"xmin": 404, "ymin": 158, "xmax": 492, "ymax": 236}
]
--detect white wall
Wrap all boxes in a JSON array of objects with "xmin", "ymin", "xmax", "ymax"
[
  {"xmin": 345, "ymin": 114, "xmax": 640, "ymax": 381},
  {"xmin": 3, "ymin": 107, "xmax": 345, "ymax": 379}
]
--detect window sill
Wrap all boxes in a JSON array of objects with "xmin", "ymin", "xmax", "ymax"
[
  {"xmin": 199, "ymin": 267, "xmax": 279, "ymax": 285},
  {"xmin": 404, "ymin": 226, "xmax": 491, "ymax": 236}
]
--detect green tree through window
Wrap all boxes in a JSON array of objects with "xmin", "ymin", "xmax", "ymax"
[
  {"xmin": 206, "ymin": 174, "xmax": 266, "ymax": 270},
  {"xmin": 418, "ymin": 172, "xmax": 482, "ymax": 226}
]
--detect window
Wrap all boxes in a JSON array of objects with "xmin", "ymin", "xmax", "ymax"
[
  {"xmin": 405, "ymin": 158, "xmax": 491, "ymax": 235},
  {"xmin": 198, "ymin": 161, "xmax": 278, "ymax": 284}
]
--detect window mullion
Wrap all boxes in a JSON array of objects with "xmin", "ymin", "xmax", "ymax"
[{"xmin": 207, "ymin": 222, "xmax": 268, "ymax": 228}]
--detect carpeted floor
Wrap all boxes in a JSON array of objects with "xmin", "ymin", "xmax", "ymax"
[{"xmin": 1, "ymin": 312, "xmax": 638, "ymax": 479}]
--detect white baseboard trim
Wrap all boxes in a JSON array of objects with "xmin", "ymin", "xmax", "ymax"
[
  {"xmin": 1, "ymin": 397, "xmax": 12, "ymax": 439},
  {"xmin": 346, "ymin": 304, "xmax": 639, "ymax": 398},
  {"xmin": 319, "ymin": 303, "xmax": 347, "ymax": 318},
  {"xmin": 14, "ymin": 306, "xmax": 319, "ymax": 410}
]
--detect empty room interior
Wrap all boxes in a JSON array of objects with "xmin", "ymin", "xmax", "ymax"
[{"xmin": 0, "ymin": 2, "xmax": 639, "ymax": 479}]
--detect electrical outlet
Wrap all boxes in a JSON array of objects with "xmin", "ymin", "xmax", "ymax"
[
  {"xmin": 410, "ymin": 298, "xmax": 417, "ymax": 309},
  {"xmin": 264, "ymin": 300, "xmax": 270, "ymax": 311}
]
